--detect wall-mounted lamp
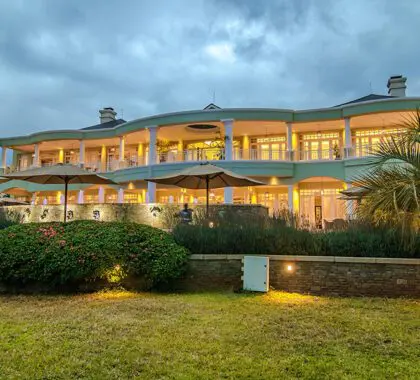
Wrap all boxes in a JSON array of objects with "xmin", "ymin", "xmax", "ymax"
[{"xmin": 286, "ymin": 264, "xmax": 294, "ymax": 272}]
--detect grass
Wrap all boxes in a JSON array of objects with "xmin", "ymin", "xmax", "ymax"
[{"xmin": 0, "ymin": 291, "xmax": 419, "ymax": 379}]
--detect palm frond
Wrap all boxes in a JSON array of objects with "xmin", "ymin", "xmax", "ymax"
[{"xmin": 372, "ymin": 135, "xmax": 420, "ymax": 169}]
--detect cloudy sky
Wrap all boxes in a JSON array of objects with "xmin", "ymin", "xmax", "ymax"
[{"xmin": 1, "ymin": 0, "xmax": 420, "ymax": 136}]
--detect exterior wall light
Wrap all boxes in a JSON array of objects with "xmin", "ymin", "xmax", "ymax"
[{"xmin": 286, "ymin": 264, "xmax": 294, "ymax": 272}]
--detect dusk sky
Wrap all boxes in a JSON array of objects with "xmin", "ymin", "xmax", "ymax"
[{"xmin": 1, "ymin": 0, "xmax": 419, "ymax": 136}]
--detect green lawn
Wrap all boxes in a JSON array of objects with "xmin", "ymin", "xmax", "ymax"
[{"xmin": 0, "ymin": 291, "xmax": 419, "ymax": 379}]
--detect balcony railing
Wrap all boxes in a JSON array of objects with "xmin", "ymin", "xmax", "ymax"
[
  {"xmin": 297, "ymin": 148, "xmax": 344, "ymax": 161},
  {"xmin": 12, "ymin": 144, "xmax": 383, "ymax": 173}
]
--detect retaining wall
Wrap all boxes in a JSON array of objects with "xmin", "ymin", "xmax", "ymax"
[
  {"xmin": 177, "ymin": 255, "xmax": 420, "ymax": 297},
  {"xmin": 0, "ymin": 204, "xmax": 267, "ymax": 228}
]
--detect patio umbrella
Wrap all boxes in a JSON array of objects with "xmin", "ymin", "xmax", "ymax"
[
  {"xmin": 339, "ymin": 187, "xmax": 368, "ymax": 200},
  {"xmin": 145, "ymin": 162, "xmax": 265, "ymax": 215},
  {"xmin": 4, "ymin": 164, "xmax": 117, "ymax": 222}
]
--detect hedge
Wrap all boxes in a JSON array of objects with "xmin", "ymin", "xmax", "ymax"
[
  {"xmin": 173, "ymin": 214, "xmax": 420, "ymax": 258},
  {"xmin": 0, "ymin": 221, "xmax": 189, "ymax": 290}
]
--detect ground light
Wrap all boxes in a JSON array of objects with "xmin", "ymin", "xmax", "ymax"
[{"xmin": 105, "ymin": 264, "xmax": 126, "ymax": 283}]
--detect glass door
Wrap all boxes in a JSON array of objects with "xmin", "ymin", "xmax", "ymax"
[
  {"xmin": 107, "ymin": 149, "xmax": 118, "ymax": 171},
  {"xmin": 260, "ymin": 144, "xmax": 270, "ymax": 160},
  {"xmin": 356, "ymin": 137, "xmax": 369, "ymax": 157},
  {"xmin": 310, "ymin": 141, "xmax": 319, "ymax": 160},
  {"xmin": 321, "ymin": 141, "xmax": 331, "ymax": 160}
]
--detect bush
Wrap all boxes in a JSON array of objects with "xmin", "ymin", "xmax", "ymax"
[
  {"xmin": 173, "ymin": 210, "xmax": 320, "ymax": 255},
  {"xmin": 173, "ymin": 212, "xmax": 420, "ymax": 258},
  {"xmin": 0, "ymin": 219, "xmax": 17, "ymax": 230},
  {"xmin": 316, "ymin": 226, "xmax": 420, "ymax": 258},
  {"xmin": 0, "ymin": 221, "xmax": 189, "ymax": 290}
]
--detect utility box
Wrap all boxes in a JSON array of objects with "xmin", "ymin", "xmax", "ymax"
[{"xmin": 242, "ymin": 256, "xmax": 269, "ymax": 292}]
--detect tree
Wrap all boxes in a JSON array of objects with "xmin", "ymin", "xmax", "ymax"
[{"xmin": 354, "ymin": 110, "xmax": 420, "ymax": 233}]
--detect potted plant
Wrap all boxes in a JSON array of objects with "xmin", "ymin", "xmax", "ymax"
[
  {"xmin": 156, "ymin": 139, "xmax": 173, "ymax": 162},
  {"xmin": 333, "ymin": 144, "xmax": 341, "ymax": 160}
]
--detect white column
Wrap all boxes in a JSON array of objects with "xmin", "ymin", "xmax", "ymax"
[
  {"xmin": 34, "ymin": 144, "xmax": 40, "ymax": 167},
  {"xmin": 77, "ymin": 190, "xmax": 84, "ymax": 204},
  {"xmin": 148, "ymin": 126, "xmax": 158, "ymax": 165},
  {"xmin": 344, "ymin": 117, "xmax": 352, "ymax": 158},
  {"xmin": 147, "ymin": 182, "xmax": 156, "ymax": 203},
  {"xmin": 146, "ymin": 126, "xmax": 158, "ymax": 203},
  {"xmin": 79, "ymin": 140, "xmax": 85, "ymax": 167},
  {"xmin": 221, "ymin": 119, "xmax": 233, "ymax": 160},
  {"xmin": 222, "ymin": 119, "xmax": 234, "ymax": 204},
  {"xmin": 224, "ymin": 187, "xmax": 233, "ymax": 204},
  {"xmin": 286, "ymin": 122, "xmax": 293, "ymax": 161},
  {"xmin": 117, "ymin": 188, "xmax": 124, "ymax": 203},
  {"xmin": 98, "ymin": 186, "xmax": 105, "ymax": 203},
  {"xmin": 288, "ymin": 185, "xmax": 294, "ymax": 213},
  {"xmin": 345, "ymin": 182, "xmax": 354, "ymax": 220},
  {"xmin": 118, "ymin": 136, "xmax": 125, "ymax": 168},
  {"xmin": 1, "ymin": 147, "xmax": 7, "ymax": 171}
]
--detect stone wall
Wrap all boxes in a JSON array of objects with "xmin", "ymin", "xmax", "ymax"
[
  {"xmin": 177, "ymin": 255, "xmax": 420, "ymax": 297},
  {"xmin": 0, "ymin": 204, "xmax": 267, "ymax": 228}
]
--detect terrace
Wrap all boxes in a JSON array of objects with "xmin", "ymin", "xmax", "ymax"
[{"xmin": 6, "ymin": 111, "xmax": 407, "ymax": 174}]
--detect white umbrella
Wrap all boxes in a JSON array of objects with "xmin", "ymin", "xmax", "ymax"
[
  {"xmin": 4, "ymin": 164, "xmax": 117, "ymax": 222},
  {"xmin": 145, "ymin": 162, "xmax": 264, "ymax": 215}
]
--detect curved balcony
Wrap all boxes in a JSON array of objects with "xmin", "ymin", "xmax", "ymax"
[{"xmin": 10, "ymin": 144, "xmax": 380, "ymax": 175}]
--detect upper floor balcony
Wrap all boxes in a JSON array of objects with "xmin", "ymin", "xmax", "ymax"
[
  {"xmin": 3, "ymin": 109, "xmax": 410, "ymax": 175},
  {"xmin": 9, "ymin": 143, "xmax": 384, "ymax": 174}
]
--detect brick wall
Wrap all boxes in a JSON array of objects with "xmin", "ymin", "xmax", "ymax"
[{"xmin": 177, "ymin": 255, "xmax": 420, "ymax": 297}]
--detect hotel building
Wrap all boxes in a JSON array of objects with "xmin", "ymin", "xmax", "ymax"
[{"xmin": 0, "ymin": 75, "xmax": 417, "ymax": 227}]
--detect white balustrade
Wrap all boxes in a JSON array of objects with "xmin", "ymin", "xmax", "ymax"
[
  {"xmin": 297, "ymin": 148, "xmax": 344, "ymax": 161},
  {"xmin": 14, "ymin": 143, "xmax": 384, "ymax": 173}
]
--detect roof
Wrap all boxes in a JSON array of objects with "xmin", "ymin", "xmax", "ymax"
[
  {"xmin": 81, "ymin": 118, "xmax": 126, "ymax": 131},
  {"xmin": 334, "ymin": 94, "xmax": 394, "ymax": 107}
]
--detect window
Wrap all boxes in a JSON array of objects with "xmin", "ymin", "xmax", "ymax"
[
  {"xmin": 300, "ymin": 132, "xmax": 341, "ymax": 160},
  {"xmin": 250, "ymin": 136, "xmax": 287, "ymax": 160},
  {"xmin": 353, "ymin": 128, "xmax": 404, "ymax": 157}
]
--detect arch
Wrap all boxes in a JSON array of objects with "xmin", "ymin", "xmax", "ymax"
[{"xmin": 292, "ymin": 161, "xmax": 346, "ymax": 183}]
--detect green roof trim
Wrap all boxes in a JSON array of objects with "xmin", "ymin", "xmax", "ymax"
[{"xmin": 2, "ymin": 97, "xmax": 420, "ymax": 147}]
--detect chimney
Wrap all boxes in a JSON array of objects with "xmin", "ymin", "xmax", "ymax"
[
  {"xmin": 99, "ymin": 107, "xmax": 117, "ymax": 123},
  {"xmin": 387, "ymin": 75, "xmax": 407, "ymax": 97}
]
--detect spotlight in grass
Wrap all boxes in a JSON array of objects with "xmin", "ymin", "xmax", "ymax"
[
  {"xmin": 105, "ymin": 264, "xmax": 125, "ymax": 283},
  {"xmin": 209, "ymin": 221, "xmax": 214, "ymax": 228}
]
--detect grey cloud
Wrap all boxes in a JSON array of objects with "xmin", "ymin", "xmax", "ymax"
[{"xmin": 0, "ymin": 0, "xmax": 419, "ymax": 137}]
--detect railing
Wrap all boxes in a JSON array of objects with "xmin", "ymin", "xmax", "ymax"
[
  {"xmin": 84, "ymin": 161, "xmax": 102, "ymax": 172},
  {"xmin": 352, "ymin": 144, "xmax": 380, "ymax": 158},
  {"xmin": 297, "ymin": 148, "xmax": 344, "ymax": 161},
  {"xmin": 12, "ymin": 144, "xmax": 385, "ymax": 173}
]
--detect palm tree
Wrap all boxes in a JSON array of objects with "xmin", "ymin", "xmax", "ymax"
[{"xmin": 352, "ymin": 110, "xmax": 420, "ymax": 233}]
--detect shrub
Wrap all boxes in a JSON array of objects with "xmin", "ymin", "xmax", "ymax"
[
  {"xmin": 315, "ymin": 226, "xmax": 420, "ymax": 258},
  {"xmin": 0, "ymin": 219, "xmax": 17, "ymax": 230},
  {"xmin": 173, "ymin": 210, "xmax": 319, "ymax": 255},
  {"xmin": 0, "ymin": 221, "xmax": 189, "ymax": 290},
  {"xmin": 173, "ymin": 212, "xmax": 419, "ymax": 258}
]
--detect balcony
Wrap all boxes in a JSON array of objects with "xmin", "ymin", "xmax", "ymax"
[{"xmin": 12, "ymin": 144, "xmax": 380, "ymax": 174}]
